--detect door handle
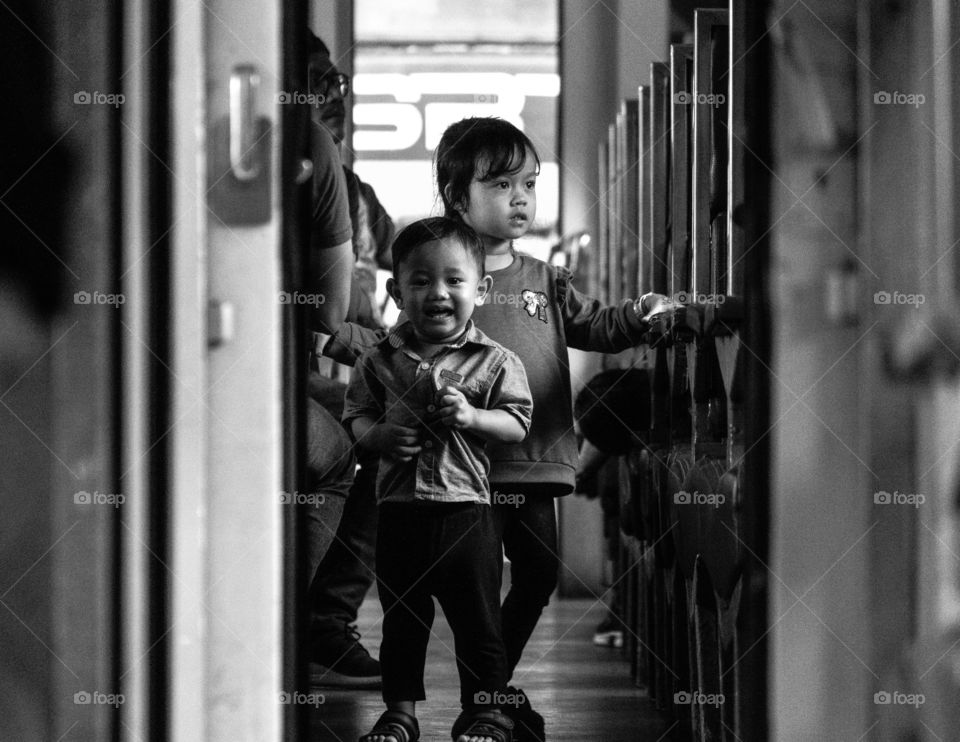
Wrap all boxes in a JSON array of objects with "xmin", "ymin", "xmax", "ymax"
[
  {"xmin": 209, "ymin": 64, "xmax": 271, "ymax": 224},
  {"xmin": 230, "ymin": 65, "xmax": 261, "ymax": 182}
]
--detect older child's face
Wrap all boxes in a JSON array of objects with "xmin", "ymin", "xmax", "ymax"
[
  {"xmin": 388, "ymin": 238, "xmax": 491, "ymax": 345},
  {"xmin": 458, "ymin": 148, "xmax": 537, "ymax": 253}
]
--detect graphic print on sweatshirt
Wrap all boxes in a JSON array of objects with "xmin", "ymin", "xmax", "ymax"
[{"xmin": 520, "ymin": 289, "xmax": 549, "ymax": 323}]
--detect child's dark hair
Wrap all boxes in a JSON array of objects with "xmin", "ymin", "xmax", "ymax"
[
  {"xmin": 435, "ymin": 117, "xmax": 541, "ymax": 219},
  {"xmin": 391, "ymin": 216, "xmax": 486, "ymax": 277}
]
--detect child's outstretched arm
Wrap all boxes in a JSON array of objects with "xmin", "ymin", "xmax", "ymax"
[
  {"xmin": 436, "ymin": 386, "xmax": 526, "ymax": 443},
  {"xmin": 559, "ymin": 266, "xmax": 672, "ymax": 352}
]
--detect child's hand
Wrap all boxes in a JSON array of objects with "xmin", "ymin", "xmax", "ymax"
[
  {"xmin": 640, "ymin": 292, "xmax": 674, "ymax": 319},
  {"xmin": 437, "ymin": 385, "xmax": 477, "ymax": 430},
  {"xmin": 368, "ymin": 423, "xmax": 422, "ymax": 462}
]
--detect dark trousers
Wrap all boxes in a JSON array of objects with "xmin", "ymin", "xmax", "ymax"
[
  {"xmin": 377, "ymin": 503, "xmax": 507, "ymax": 707},
  {"xmin": 303, "ymin": 398, "xmax": 356, "ymax": 589},
  {"xmin": 493, "ymin": 488, "xmax": 559, "ymax": 679},
  {"xmin": 309, "ymin": 451, "xmax": 378, "ymax": 628},
  {"xmin": 307, "ymin": 372, "xmax": 377, "ymax": 630}
]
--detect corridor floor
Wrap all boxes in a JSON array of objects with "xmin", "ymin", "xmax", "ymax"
[{"xmin": 309, "ymin": 597, "xmax": 674, "ymax": 741}]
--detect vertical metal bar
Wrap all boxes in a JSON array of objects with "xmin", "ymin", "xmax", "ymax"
[
  {"xmin": 727, "ymin": 3, "xmax": 746, "ymax": 299},
  {"xmin": 670, "ymin": 44, "xmax": 694, "ymax": 300},
  {"xmin": 651, "ymin": 62, "xmax": 671, "ymax": 297},
  {"xmin": 608, "ymin": 121, "xmax": 618, "ymax": 302},
  {"xmin": 638, "ymin": 85, "xmax": 651, "ymax": 294},
  {"xmin": 622, "ymin": 98, "xmax": 640, "ymax": 299},
  {"xmin": 597, "ymin": 138, "xmax": 608, "ymax": 301},
  {"xmin": 693, "ymin": 10, "xmax": 729, "ymax": 297}
]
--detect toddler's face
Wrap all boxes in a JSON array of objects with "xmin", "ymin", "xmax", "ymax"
[
  {"xmin": 459, "ymin": 148, "xmax": 538, "ymax": 249},
  {"xmin": 389, "ymin": 238, "xmax": 489, "ymax": 345}
]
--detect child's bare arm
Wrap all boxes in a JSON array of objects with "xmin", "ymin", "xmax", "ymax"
[{"xmin": 436, "ymin": 386, "xmax": 526, "ymax": 443}]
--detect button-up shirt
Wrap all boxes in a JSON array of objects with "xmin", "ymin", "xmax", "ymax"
[{"xmin": 343, "ymin": 320, "xmax": 533, "ymax": 504}]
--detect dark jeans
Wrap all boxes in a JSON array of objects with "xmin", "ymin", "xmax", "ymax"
[
  {"xmin": 308, "ymin": 371, "xmax": 378, "ymax": 631},
  {"xmin": 377, "ymin": 503, "xmax": 507, "ymax": 707},
  {"xmin": 492, "ymin": 487, "xmax": 560, "ymax": 679},
  {"xmin": 309, "ymin": 451, "xmax": 378, "ymax": 628},
  {"xmin": 304, "ymin": 398, "xmax": 355, "ymax": 588}
]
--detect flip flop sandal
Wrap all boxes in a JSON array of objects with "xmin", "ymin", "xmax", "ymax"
[
  {"xmin": 501, "ymin": 687, "xmax": 545, "ymax": 742},
  {"xmin": 451, "ymin": 708, "xmax": 514, "ymax": 742},
  {"xmin": 359, "ymin": 709, "xmax": 420, "ymax": 742}
]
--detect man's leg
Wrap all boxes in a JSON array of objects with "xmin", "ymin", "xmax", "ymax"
[
  {"xmin": 308, "ymin": 453, "xmax": 381, "ymax": 688},
  {"xmin": 303, "ymin": 398, "xmax": 354, "ymax": 581},
  {"xmin": 307, "ymin": 372, "xmax": 381, "ymax": 688},
  {"xmin": 310, "ymin": 452, "xmax": 378, "ymax": 626}
]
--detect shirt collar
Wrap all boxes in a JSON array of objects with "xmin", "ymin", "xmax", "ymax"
[{"xmin": 383, "ymin": 319, "xmax": 495, "ymax": 353}]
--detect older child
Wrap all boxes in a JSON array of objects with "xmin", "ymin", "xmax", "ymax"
[
  {"xmin": 345, "ymin": 217, "xmax": 531, "ymax": 742},
  {"xmin": 433, "ymin": 117, "xmax": 670, "ymax": 741}
]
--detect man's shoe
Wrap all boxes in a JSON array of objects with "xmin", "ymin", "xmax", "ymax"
[
  {"xmin": 593, "ymin": 612, "xmax": 624, "ymax": 648},
  {"xmin": 309, "ymin": 623, "xmax": 382, "ymax": 689}
]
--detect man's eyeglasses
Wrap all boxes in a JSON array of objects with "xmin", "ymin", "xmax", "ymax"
[{"xmin": 310, "ymin": 72, "xmax": 350, "ymax": 99}]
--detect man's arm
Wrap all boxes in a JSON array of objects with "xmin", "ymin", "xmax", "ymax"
[
  {"xmin": 312, "ymin": 239, "xmax": 353, "ymax": 333},
  {"xmin": 322, "ymin": 320, "xmax": 387, "ymax": 365},
  {"xmin": 309, "ymin": 122, "xmax": 353, "ymax": 333}
]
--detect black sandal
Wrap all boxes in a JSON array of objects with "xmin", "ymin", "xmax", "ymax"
[
  {"xmin": 501, "ymin": 686, "xmax": 545, "ymax": 742},
  {"xmin": 359, "ymin": 709, "xmax": 420, "ymax": 742},
  {"xmin": 451, "ymin": 708, "xmax": 514, "ymax": 742}
]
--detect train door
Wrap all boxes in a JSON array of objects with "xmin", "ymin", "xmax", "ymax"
[
  {"xmin": 125, "ymin": 0, "xmax": 315, "ymax": 739},
  {"xmin": 1, "ymin": 0, "xmax": 312, "ymax": 740}
]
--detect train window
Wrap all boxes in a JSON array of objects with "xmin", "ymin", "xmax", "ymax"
[{"xmin": 353, "ymin": 0, "xmax": 560, "ymax": 272}]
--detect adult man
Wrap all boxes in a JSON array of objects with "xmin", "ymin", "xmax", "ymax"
[{"xmin": 306, "ymin": 31, "xmax": 393, "ymax": 689}]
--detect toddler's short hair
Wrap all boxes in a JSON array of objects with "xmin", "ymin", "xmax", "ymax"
[
  {"xmin": 435, "ymin": 117, "xmax": 541, "ymax": 219},
  {"xmin": 391, "ymin": 216, "xmax": 485, "ymax": 277}
]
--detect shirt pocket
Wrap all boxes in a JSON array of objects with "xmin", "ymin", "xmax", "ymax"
[{"xmin": 434, "ymin": 368, "xmax": 483, "ymax": 404}]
